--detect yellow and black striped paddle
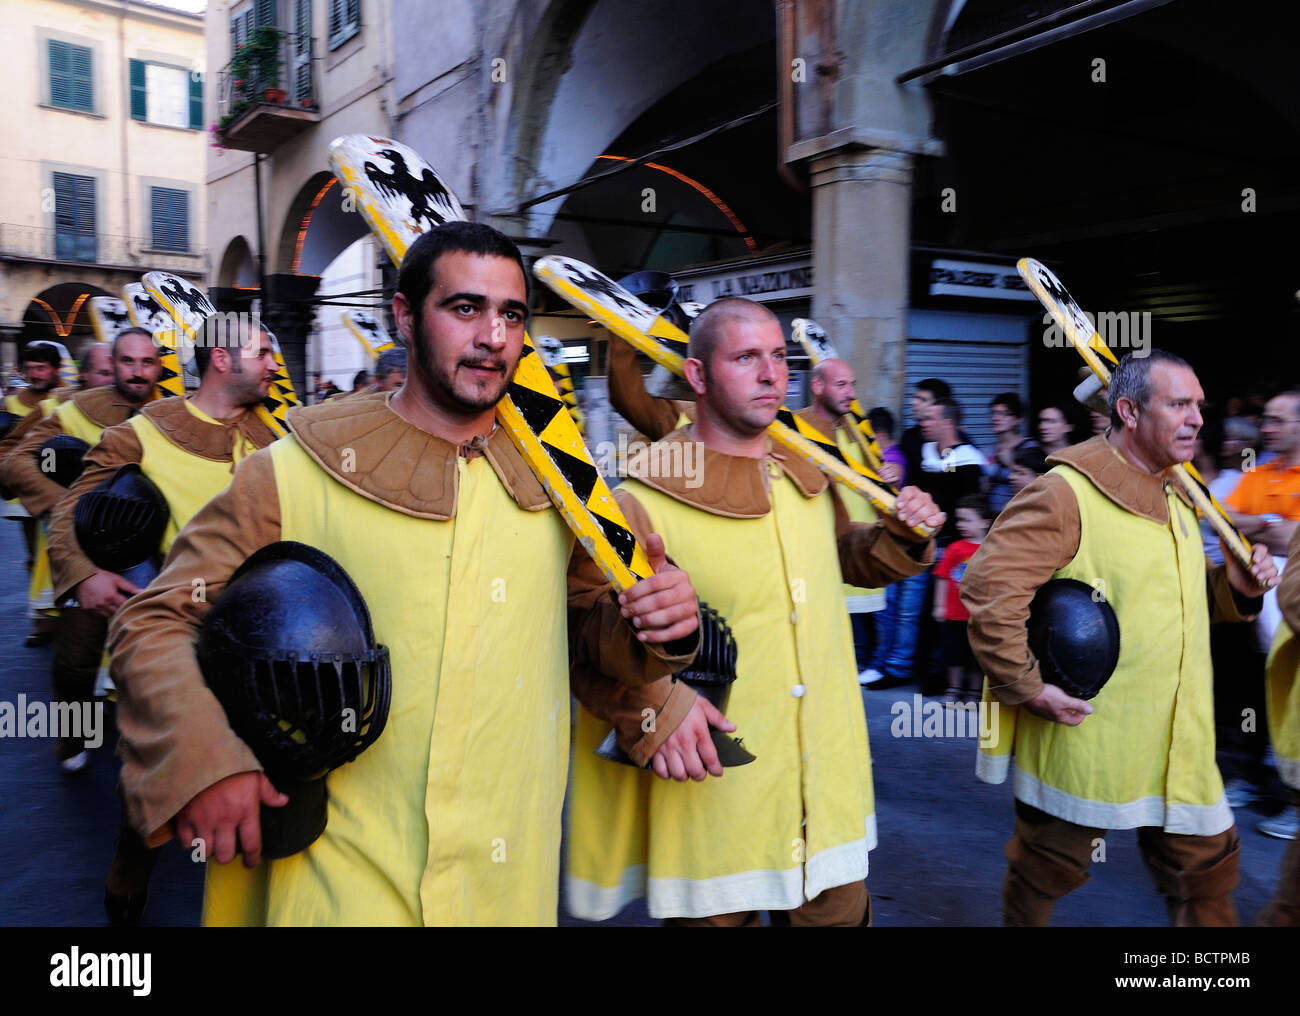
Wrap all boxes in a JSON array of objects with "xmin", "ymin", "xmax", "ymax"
[
  {"xmin": 327, "ymin": 134, "xmax": 651, "ymax": 590},
  {"xmin": 1018, "ymin": 257, "xmax": 1253, "ymax": 571},
  {"xmin": 534, "ymin": 335, "xmax": 585, "ymax": 433},
  {"xmin": 534, "ymin": 254, "xmax": 934, "ymax": 539},
  {"xmin": 341, "ymin": 309, "xmax": 397, "ymax": 359},
  {"xmin": 87, "ymin": 297, "xmax": 133, "ymax": 347},
  {"xmin": 122, "ymin": 283, "xmax": 187, "ymax": 400}
]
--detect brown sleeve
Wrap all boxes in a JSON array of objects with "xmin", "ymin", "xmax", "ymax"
[
  {"xmin": 1205, "ymin": 561, "xmax": 1261, "ymax": 624},
  {"xmin": 0, "ymin": 406, "xmax": 42, "ymax": 486},
  {"xmin": 106, "ymin": 449, "xmax": 283, "ymax": 846},
  {"xmin": 960, "ymin": 474, "xmax": 1081, "ymax": 706},
  {"xmin": 607, "ymin": 335, "xmax": 688, "ymax": 441},
  {"xmin": 566, "ymin": 487, "xmax": 700, "ymax": 763},
  {"xmin": 47, "ymin": 422, "xmax": 146, "ymax": 603},
  {"xmin": 1277, "ymin": 525, "xmax": 1300, "ymax": 633},
  {"xmin": 569, "ymin": 665, "xmax": 697, "ymax": 768},
  {"xmin": 1, "ymin": 411, "xmax": 67, "ymax": 517},
  {"xmin": 830, "ymin": 483, "xmax": 935, "ymax": 587}
]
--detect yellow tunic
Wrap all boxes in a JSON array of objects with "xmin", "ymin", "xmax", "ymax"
[
  {"xmin": 1265, "ymin": 624, "xmax": 1300, "ymax": 791},
  {"xmin": 21, "ymin": 396, "xmax": 67, "ymax": 615},
  {"xmin": 834, "ymin": 427, "xmax": 884, "ymax": 611},
  {"xmin": 204, "ymin": 436, "xmax": 577, "ymax": 926},
  {"xmin": 3, "ymin": 393, "xmax": 37, "ymax": 418},
  {"xmin": 566, "ymin": 465, "xmax": 875, "ymax": 920},
  {"xmin": 3, "ymin": 392, "xmax": 45, "ymax": 520},
  {"xmin": 976, "ymin": 463, "xmax": 1230, "ymax": 834},
  {"xmin": 130, "ymin": 401, "xmax": 258, "ymax": 553}
]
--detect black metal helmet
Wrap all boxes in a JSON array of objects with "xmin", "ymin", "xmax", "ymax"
[
  {"xmin": 595, "ymin": 601, "xmax": 754, "ymax": 769},
  {"xmin": 197, "ymin": 541, "xmax": 391, "ymax": 858},
  {"xmin": 1027, "ymin": 578, "xmax": 1121, "ymax": 701},
  {"xmin": 617, "ymin": 270, "xmax": 700, "ymax": 402},
  {"xmin": 617, "ymin": 270, "xmax": 690, "ymax": 331},
  {"xmin": 0, "ymin": 410, "xmax": 19, "ymax": 441},
  {"xmin": 37, "ymin": 434, "xmax": 90, "ymax": 488},
  {"xmin": 73, "ymin": 463, "xmax": 169, "ymax": 573}
]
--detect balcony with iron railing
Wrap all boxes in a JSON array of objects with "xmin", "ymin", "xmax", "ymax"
[
  {"xmin": 0, "ymin": 224, "xmax": 206, "ymax": 276},
  {"xmin": 217, "ymin": 28, "xmax": 320, "ymax": 154}
]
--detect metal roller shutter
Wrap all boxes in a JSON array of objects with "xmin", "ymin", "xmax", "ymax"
[{"xmin": 903, "ymin": 310, "xmax": 1032, "ymax": 453}]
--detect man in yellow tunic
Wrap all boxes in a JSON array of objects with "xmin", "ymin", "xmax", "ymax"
[
  {"xmin": 48, "ymin": 315, "xmax": 282, "ymax": 922},
  {"xmin": 1, "ymin": 342, "xmax": 113, "ymax": 649},
  {"xmin": 105, "ymin": 222, "xmax": 706, "ymax": 926},
  {"xmin": 796, "ymin": 359, "xmax": 888, "ymax": 683},
  {"xmin": 963, "ymin": 349, "xmax": 1276, "ymax": 926},
  {"xmin": 1260, "ymin": 525, "xmax": 1300, "ymax": 924},
  {"xmin": 3, "ymin": 341, "xmax": 67, "ymax": 645},
  {"xmin": 566, "ymin": 297, "xmax": 942, "ymax": 926},
  {"xmin": 0, "ymin": 343, "xmax": 112, "ymax": 471},
  {"xmin": 3, "ymin": 329, "xmax": 162, "ymax": 772}
]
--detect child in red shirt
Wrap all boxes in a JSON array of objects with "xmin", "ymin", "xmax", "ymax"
[{"xmin": 933, "ymin": 494, "xmax": 993, "ymax": 705}]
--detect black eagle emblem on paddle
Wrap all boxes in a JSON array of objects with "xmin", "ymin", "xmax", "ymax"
[
  {"xmin": 160, "ymin": 279, "xmax": 213, "ymax": 323},
  {"xmin": 101, "ymin": 305, "xmax": 131, "ymax": 328},
  {"xmin": 560, "ymin": 261, "xmax": 647, "ymax": 319},
  {"xmin": 364, "ymin": 149, "xmax": 456, "ymax": 234}
]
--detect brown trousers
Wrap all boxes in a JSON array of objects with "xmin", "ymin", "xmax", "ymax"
[
  {"xmin": 50, "ymin": 605, "xmax": 108, "ymax": 760},
  {"xmin": 1257, "ymin": 793, "xmax": 1300, "ymax": 927},
  {"xmin": 663, "ymin": 880, "xmax": 870, "ymax": 927},
  {"xmin": 1003, "ymin": 801, "xmax": 1240, "ymax": 927}
]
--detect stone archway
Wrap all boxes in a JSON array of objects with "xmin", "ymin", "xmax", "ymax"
[
  {"xmin": 265, "ymin": 173, "xmax": 383, "ymax": 395},
  {"xmin": 275, "ymin": 172, "xmax": 370, "ymax": 277},
  {"xmin": 22, "ymin": 282, "xmax": 112, "ymax": 345},
  {"xmin": 488, "ymin": 0, "xmax": 776, "ymax": 240},
  {"xmin": 215, "ymin": 235, "xmax": 259, "ymax": 289}
]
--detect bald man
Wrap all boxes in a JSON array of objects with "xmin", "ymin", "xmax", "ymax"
[
  {"xmin": 566, "ymin": 297, "xmax": 941, "ymax": 926},
  {"xmin": 797, "ymin": 359, "xmax": 891, "ymax": 683},
  {"xmin": 79, "ymin": 343, "xmax": 114, "ymax": 390}
]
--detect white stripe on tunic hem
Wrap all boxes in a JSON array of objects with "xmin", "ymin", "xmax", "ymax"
[
  {"xmin": 564, "ymin": 865, "xmax": 647, "ymax": 923},
  {"xmin": 976, "ymin": 750, "xmax": 1009, "ymax": 785},
  {"xmin": 1277, "ymin": 755, "xmax": 1300, "ymax": 792},
  {"xmin": 565, "ymin": 818, "xmax": 876, "ymax": 921},
  {"xmin": 1012, "ymin": 766, "xmax": 1233, "ymax": 835}
]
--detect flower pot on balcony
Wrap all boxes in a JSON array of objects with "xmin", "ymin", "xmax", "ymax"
[
  {"xmin": 299, "ymin": 96, "xmax": 315, "ymax": 109},
  {"xmin": 265, "ymin": 87, "xmax": 287, "ymax": 104}
]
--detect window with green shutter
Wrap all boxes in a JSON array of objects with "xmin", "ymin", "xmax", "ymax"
[
  {"xmin": 328, "ymin": 0, "xmax": 361, "ymax": 50},
  {"xmin": 129, "ymin": 58, "xmax": 147, "ymax": 120},
  {"xmin": 150, "ymin": 187, "xmax": 189, "ymax": 252},
  {"xmin": 130, "ymin": 58, "xmax": 202, "ymax": 130},
  {"xmin": 53, "ymin": 172, "xmax": 96, "ymax": 262},
  {"xmin": 49, "ymin": 40, "xmax": 94, "ymax": 113},
  {"xmin": 189, "ymin": 72, "xmax": 203, "ymax": 129}
]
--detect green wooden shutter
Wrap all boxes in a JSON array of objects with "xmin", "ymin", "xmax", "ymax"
[
  {"xmin": 150, "ymin": 186, "xmax": 166, "ymax": 248},
  {"xmin": 292, "ymin": 0, "xmax": 311, "ymax": 101},
  {"xmin": 70, "ymin": 44, "xmax": 93, "ymax": 111},
  {"xmin": 54, "ymin": 172, "xmax": 96, "ymax": 261},
  {"xmin": 151, "ymin": 187, "xmax": 189, "ymax": 252},
  {"xmin": 256, "ymin": 0, "xmax": 276, "ymax": 28},
  {"xmin": 129, "ymin": 58, "xmax": 147, "ymax": 120},
  {"xmin": 48, "ymin": 40, "xmax": 71, "ymax": 107},
  {"xmin": 188, "ymin": 71, "xmax": 203, "ymax": 129}
]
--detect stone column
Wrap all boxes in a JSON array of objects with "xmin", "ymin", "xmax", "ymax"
[
  {"xmin": 260, "ymin": 273, "xmax": 321, "ymax": 399},
  {"xmin": 808, "ymin": 146, "xmax": 914, "ymax": 415}
]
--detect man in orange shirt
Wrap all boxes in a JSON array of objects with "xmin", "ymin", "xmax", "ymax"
[
  {"xmin": 1227, "ymin": 390, "xmax": 1300, "ymax": 556},
  {"xmin": 1225, "ymin": 390, "xmax": 1300, "ymax": 838}
]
